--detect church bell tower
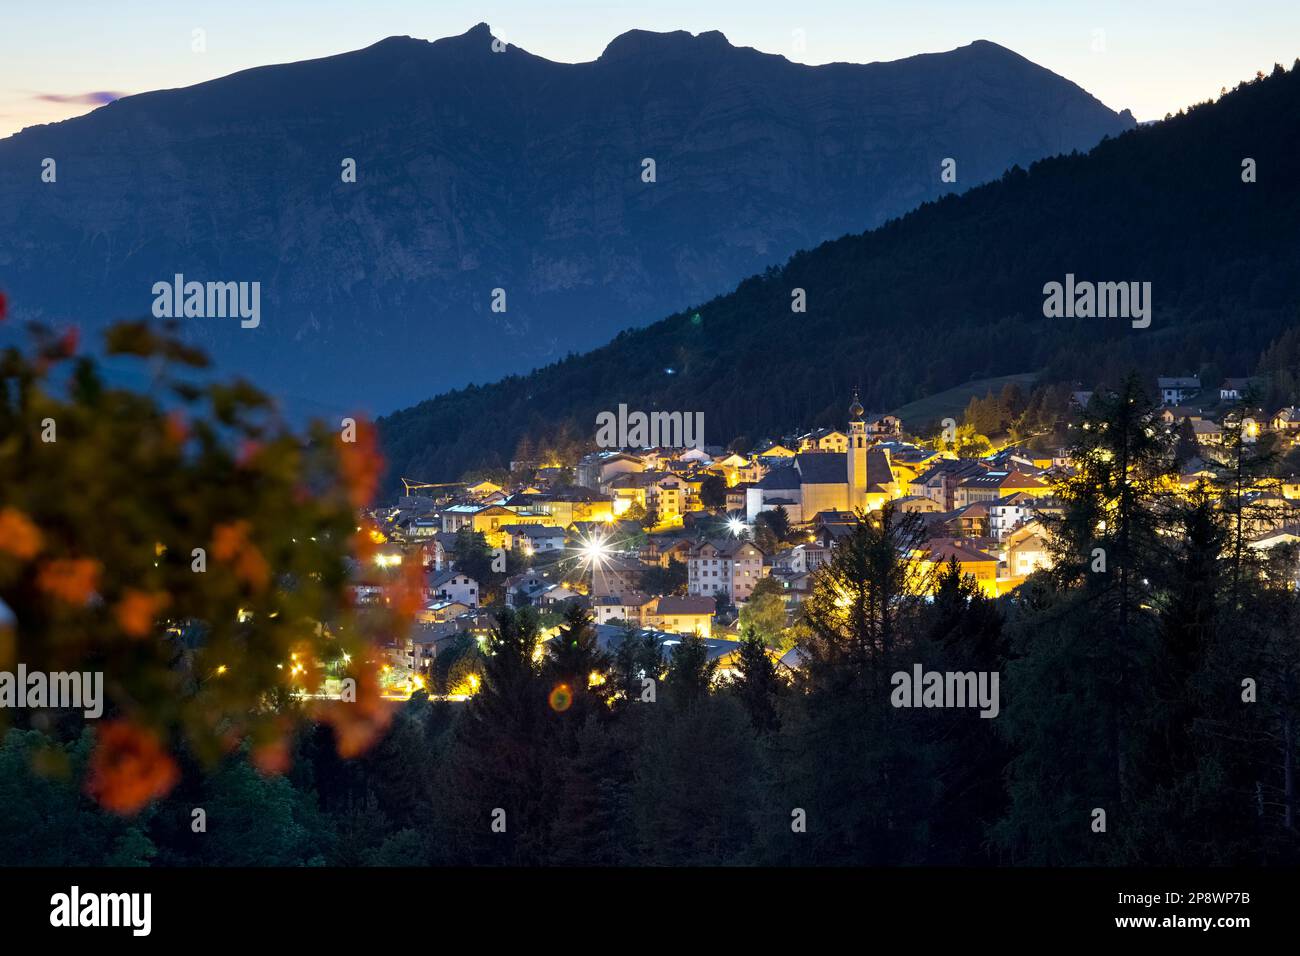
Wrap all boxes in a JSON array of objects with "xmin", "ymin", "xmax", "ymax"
[{"xmin": 847, "ymin": 389, "xmax": 867, "ymax": 512}]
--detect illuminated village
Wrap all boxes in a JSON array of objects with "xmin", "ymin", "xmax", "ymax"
[{"xmin": 356, "ymin": 378, "xmax": 1300, "ymax": 701}]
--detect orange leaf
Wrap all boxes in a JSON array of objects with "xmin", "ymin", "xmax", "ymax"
[
  {"xmin": 36, "ymin": 558, "xmax": 100, "ymax": 606},
  {"xmin": 0, "ymin": 508, "xmax": 42, "ymax": 560},
  {"xmin": 86, "ymin": 721, "xmax": 179, "ymax": 815},
  {"xmin": 115, "ymin": 589, "xmax": 170, "ymax": 638}
]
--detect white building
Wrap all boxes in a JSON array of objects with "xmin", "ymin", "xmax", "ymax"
[
  {"xmin": 688, "ymin": 539, "xmax": 764, "ymax": 603},
  {"xmin": 428, "ymin": 570, "xmax": 479, "ymax": 608}
]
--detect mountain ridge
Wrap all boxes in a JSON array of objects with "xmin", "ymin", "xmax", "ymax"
[{"xmin": 0, "ymin": 24, "xmax": 1135, "ymax": 412}]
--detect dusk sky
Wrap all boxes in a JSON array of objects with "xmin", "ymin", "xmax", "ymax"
[{"xmin": 3, "ymin": 0, "xmax": 1299, "ymax": 139}]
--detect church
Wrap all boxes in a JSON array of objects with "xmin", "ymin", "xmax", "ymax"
[{"xmin": 745, "ymin": 393, "xmax": 897, "ymax": 524}]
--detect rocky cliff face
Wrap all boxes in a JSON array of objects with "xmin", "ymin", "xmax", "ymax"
[{"xmin": 0, "ymin": 23, "xmax": 1133, "ymax": 414}]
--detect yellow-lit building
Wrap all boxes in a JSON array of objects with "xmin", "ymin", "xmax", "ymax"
[
  {"xmin": 712, "ymin": 452, "xmax": 761, "ymax": 487},
  {"xmin": 917, "ymin": 540, "xmax": 999, "ymax": 598},
  {"xmin": 954, "ymin": 469, "xmax": 1050, "ymax": 508},
  {"xmin": 798, "ymin": 429, "xmax": 849, "ymax": 454},
  {"xmin": 646, "ymin": 595, "xmax": 716, "ymax": 637}
]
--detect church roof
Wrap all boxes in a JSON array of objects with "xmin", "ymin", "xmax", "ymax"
[
  {"xmin": 795, "ymin": 450, "xmax": 893, "ymax": 492},
  {"xmin": 756, "ymin": 466, "xmax": 801, "ymax": 490}
]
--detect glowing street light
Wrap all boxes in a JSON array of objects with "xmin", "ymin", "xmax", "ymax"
[
  {"xmin": 727, "ymin": 517, "xmax": 747, "ymax": 537},
  {"xmin": 580, "ymin": 535, "xmax": 611, "ymax": 566}
]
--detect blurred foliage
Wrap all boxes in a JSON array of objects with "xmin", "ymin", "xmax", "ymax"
[{"xmin": 0, "ymin": 310, "xmax": 400, "ymax": 813}]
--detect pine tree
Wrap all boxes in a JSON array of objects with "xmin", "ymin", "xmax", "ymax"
[
  {"xmin": 665, "ymin": 633, "xmax": 717, "ymax": 705},
  {"xmin": 440, "ymin": 607, "xmax": 551, "ymax": 864},
  {"xmin": 612, "ymin": 624, "xmax": 664, "ymax": 705},
  {"xmin": 1207, "ymin": 417, "xmax": 1282, "ymax": 604},
  {"xmin": 800, "ymin": 504, "xmax": 928, "ymax": 684},
  {"xmin": 728, "ymin": 627, "xmax": 784, "ymax": 733},
  {"xmin": 544, "ymin": 603, "xmax": 613, "ymax": 716},
  {"xmin": 996, "ymin": 374, "xmax": 1172, "ymax": 862}
]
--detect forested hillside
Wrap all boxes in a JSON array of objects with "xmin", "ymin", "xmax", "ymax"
[{"xmin": 381, "ymin": 61, "xmax": 1300, "ymax": 486}]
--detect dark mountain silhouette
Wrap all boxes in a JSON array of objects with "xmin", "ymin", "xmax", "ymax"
[
  {"xmin": 0, "ymin": 22, "xmax": 1132, "ymax": 413},
  {"xmin": 378, "ymin": 61, "xmax": 1300, "ymax": 485}
]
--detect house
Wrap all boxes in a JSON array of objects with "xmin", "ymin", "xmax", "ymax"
[
  {"xmin": 646, "ymin": 595, "xmax": 716, "ymax": 637},
  {"xmin": 712, "ymin": 452, "xmax": 762, "ymax": 487},
  {"xmin": 419, "ymin": 535, "xmax": 451, "ymax": 572},
  {"xmin": 650, "ymin": 473, "xmax": 687, "ymax": 525},
  {"xmin": 590, "ymin": 554, "xmax": 651, "ymax": 599},
  {"xmin": 439, "ymin": 503, "xmax": 483, "ymax": 535},
  {"xmin": 797, "ymin": 428, "xmax": 848, "ymax": 454},
  {"xmin": 1271, "ymin": 407, "xmax": 1300, "ymax": 433},
  {"xmin": 725, "ymin": 485, "xmax": 751, "ymax": 514},
  {"xmin": 504, "ymin": 570, "xmax": 553, "ymax": 606},
  {"xmin": 1004, "ymin": 522, "xmax": 1052, "ymax": 579},
  {"xmin": 501, "ymin": 524, "xmax": 567, "ymax": 554},
  {"xmin": 1241, "ymin": 493, "xmax": 1300, "ymax": 536},
  {"xmin": 465, "ymin": 479, "xmax": 504, "ymax": 499},
  {"xmin": 575, "ymin": 452, "xmax": 645, "ymax": 490},
  {"xmin": 584, "ymin": 626, "xmax": 738, "ymax": 678},
  {"xmin": 519, "ymin": 487, "xmax": 617, "ymax": 526},
  {"xmin": 918, "ymin": 539, "xmax": 999, "ymax": 597},
  {"xmin": 1219, "ymin": 378, "xmax": 1253, "ymax": 402},
  {"xmin": 867, "ymin": 415, "xmax": 903, "ymax": 438},
  {"xmin": 678, "ymin": 474, "xmax": 709, "ymax": 514},
  {"xmin": 477, "ymin": 505, "xmax": 544, "ymax": 546},
  {"xmin": 592, "ymin": 591, "xmax": 655, "ymax": 626},
  {"xmin": 754, "ymin": 442, "xmax": 796, "ymax": 459},
  {"xmin": 911, "ymin": 458, "xmax": 988, "ymax": 512},
  {"xmin": 1160, "ymin": 406, "xmax": 1203, "ymax": 425},
  {"xmin": 536, "ymin": 585, "xmax": 582, "ymax": 608},
  {"xmin": 954, "ymin": 470, "xmax": 1050, "ymax": 508},
  {"xmin": 688, "ymin": 539, "xmax": 765, "ymax": 603},
  {"xmin": 1247, "ymin": 529, "xmax": 1300, "ymax": 550},
  {"xmin": 946, "ymin": 502, "xmax": 990, "ymax": 538},
  {"xmin": 428, "ymin": 570, "xmax": 479, "ymax": 608},
  {"xmin": 986, "ymin": 449, "xmax": 1045, "ymax": 472},
  {"xmin": 1192, "ymin": 419, "xmax": 1223, "ymax": 445},
  {"xmin": 640, "ymin": 537, "xmax": 693, "ymax": 568},
  {"xmin": 987, "ymin": 492, "xmax": 1040, "ymax": 540},
  {"xmin": 755, "ymin": 496, "xmax": 802, "ymax": 527},
  {"xmin": 810, "ymin": 510, "xmax": 859, "ymax": 547},
  {"xmin": 440, "ymin": 503, "xmax": 550, "ymax": 543},
  {"xmin": 893, "ymin": 495, "xmax": 945, "ymax": 514},
  {"xmin": 397, "ymin": 513, "xmax": 441, "ymax": 539},
  {"xmin": 606, "ymin": 471, "xmax": 660, "ymax": 512},
  {"xmin": 1158, "ymin": 376, "xmax": 1201, "ymax": 406},
  {"xmin": 772, "ymin": 543, "xmax": 831, "ymax": 575},
  {"xmin": 415, "ymin": 600, "xmax": 471, "ymax": 625}
]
